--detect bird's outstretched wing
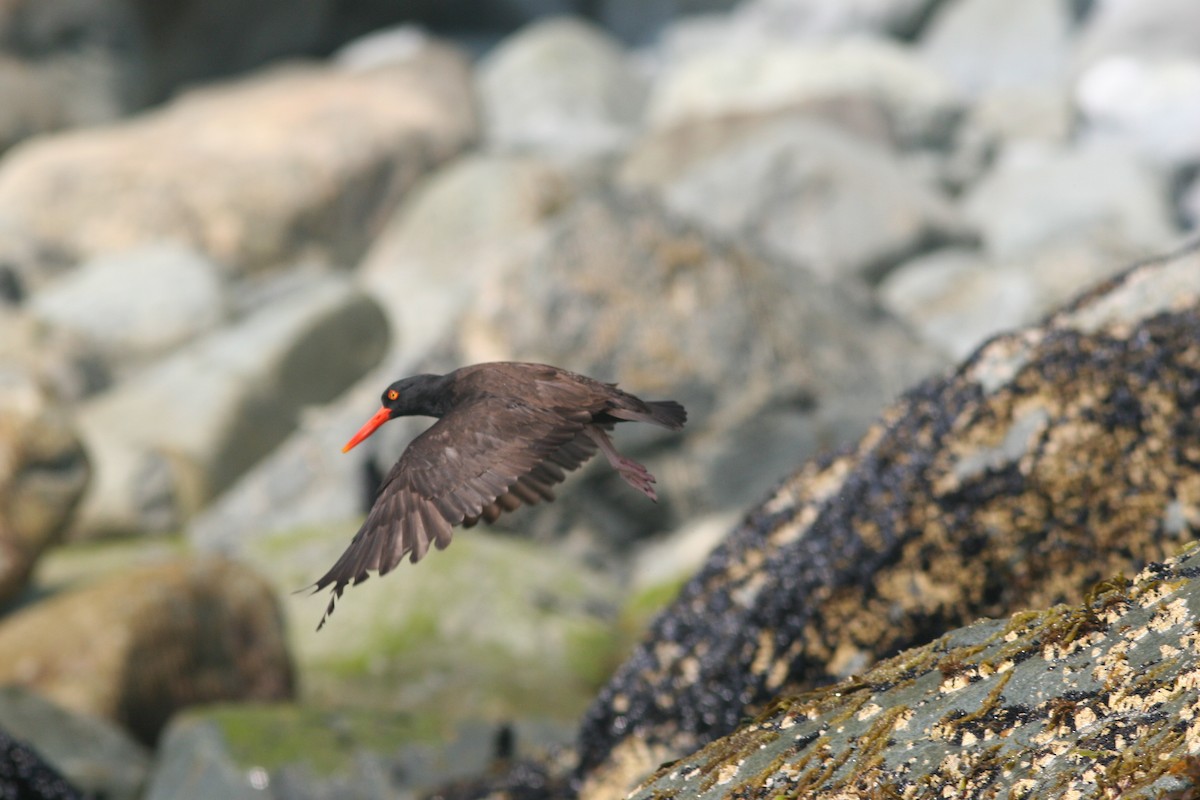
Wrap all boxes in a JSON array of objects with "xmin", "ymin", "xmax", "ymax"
[{"xmin": 310, "ymin": 398, "xmax": 600, "ymax": 629}]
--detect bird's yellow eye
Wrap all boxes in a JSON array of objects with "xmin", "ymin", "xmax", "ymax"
[{"xmin": 387, "ymin": 389, "xmax": 399, "ymax": 401}]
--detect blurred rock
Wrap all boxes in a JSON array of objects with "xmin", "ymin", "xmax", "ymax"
[
  {"xmin": 73, "ymin": 275, "xmax": 387, "ymax": 538},
  {"xmin": 360, "ymin": 153, "xmax": 574, "ymax": 368},
  {"xmin": 962, "ymin": 143, "xmax": 1180, "ymax": 262},
  {"xmin": 478, "ymin": 18, "xmax": 646, "ymax": 160},
  {"xmin": 880, "ymin": 240, "xmax": 1133, "ymax": 359},
  {"xmin": 144, "ymin": 717, "xmax": 261, "ymax": 800},
  {"xmin": 729, "ymin": 0, "xmax": 940, "ymax": 40},
  {"xmin": 0, "ymin": 556, "xmax": 294, "ymax": 744},
  {"xmin": 1076, "ymin": 56, "xmax": 1200, "ymax": 169},
  {"xmin": 28, "ymin": 244, "xmax": 225, "ymax": 373},
  {"xmin": 1184, "ymin": 172, "xmax": 1200, "ymax": 231},
  {"xmin": 967, "ymin": 87, "xmax": 1072, "ymax": 145},
  {"xmin": 0, "ymin": 0, "xmax": 338, "ymax": 108},
  {"xmin": 1075, "ymin": 0, "xmax": 1200, "ymax": 68},
  {"xmin": 929, "ymin": 86, "xmax": 1073, "ymax": 191},
  {"xmin": 0, "ymin": 313, "xmax": 108, "ymax": 402},
  {"xmin": 0, "ymin": 53, "xmax": 126, "ymax": 155},
  {"xmin": 0, "ymin": 366, "xmax": 89, "ymax": 605},
  {"xmin": 623, "ymin": 119, "xmax": 972, "ymax": 281},
  {"xmin": 646, "ymin": 37, "xmax": 963, "ymax": 148},
  {"xmin": 879, "ymin": 247, "xmax": 1025, "ymax": 358},
  {"xmin": 334, "ymin": 23, "xmax": 432, "ymax": 69},
  {"xmin": 0, "ymin": 2, "xmax": 141, "ymax": 147},
  {"xmin": 919, "ymin": 0, "xmax": 1073, "ymax": 97},
  {"xmin": 0, "ymin": 729, "xmax": 82, "ymax": 800},
  {"xmin": 0, "ymin": 687, "xmax": 149, "ymax": 800},
  {"xmin": 0, "ymin": 43, "xmax": 477, "ymax": 287},
  {"xmin": 146, "ymin": 705, "xmax": 564, "ymax": 800}
]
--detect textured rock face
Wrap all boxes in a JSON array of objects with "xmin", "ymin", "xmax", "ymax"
[
  {"xmin": 631, "ymin": 545, "xmax": 1200, "ymax": 800},
  {"xmin": 575, "ymin": 245, "xmax": 1200, "ymax": 796},
  {"xmin": 0, "ymin": 367, "xmax": 89, "ymax": 604},
  {"xmin": 0, "ymin": 557, "xmax": 294, "ymax": 744}
]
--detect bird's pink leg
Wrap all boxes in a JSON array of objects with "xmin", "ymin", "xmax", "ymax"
[{"xmin": 584, "ymin": 426, "xmax": 658, "ymax": 501}]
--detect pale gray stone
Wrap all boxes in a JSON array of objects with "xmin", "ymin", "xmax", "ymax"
[
  {"xmin": 919, "ymin": 0, "xmax": 1073, "ymax": 97},
  {"xmin": 962, "ymin": 142, "xmax": 1179, "ymax": 262},
  {"xmin": 478, "ymin": 17, "xmax": 646, "ymax": 159},
  {"xmin": 29, "ymin": 244, "xmax": 225, "ymax": 368}
]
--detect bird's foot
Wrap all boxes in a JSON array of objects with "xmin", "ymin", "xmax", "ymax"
[{"xmin": 616, "ymin": 457, "xmax": 658, "ymax": 501}]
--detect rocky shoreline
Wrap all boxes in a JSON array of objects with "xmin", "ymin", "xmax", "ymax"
[{"xmin": 0, "ymin": 1, "xmax": 1197, "ymax": 798}]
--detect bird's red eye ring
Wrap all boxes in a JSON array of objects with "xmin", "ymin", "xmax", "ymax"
[{"xmin": 387, "ymin": 389, "xmax": 399, "ymax": 401}]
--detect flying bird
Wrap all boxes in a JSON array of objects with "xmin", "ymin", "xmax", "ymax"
[{"xmin": 311, "ymin": 362, "xmax": 687, "ymax": 629}]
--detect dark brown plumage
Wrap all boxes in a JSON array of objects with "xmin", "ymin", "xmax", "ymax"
[{"xmin": 311, "ymin": 362, "xmax": 687, "ymax": 629}]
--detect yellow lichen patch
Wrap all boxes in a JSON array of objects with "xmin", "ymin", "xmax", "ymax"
[
  {"xmin": 939, "ymin": 672, "xmax": 972, "ymax": 693},
  {"xmin": 855, "ymin": 703, "xmax": 883, "ymax": 722},
  {"xmin": 1073, "ymin": 706, "xmax": 1098, "ymax": 730},
  {"xmin": 1148, "ymin": 597, "xmax": 1190, "ymax": 632},
  {"xmin": 714, "ymin": 760, "xmax": 743, "ymax": 786},
  {"xmin": 1136, "ymin": 580, "xmax": 1184, "ymax": 609}
]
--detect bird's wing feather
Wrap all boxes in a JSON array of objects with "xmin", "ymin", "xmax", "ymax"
[{"xmin": 310, "ymin": 398, "xmax": 598, "ymax": 628}]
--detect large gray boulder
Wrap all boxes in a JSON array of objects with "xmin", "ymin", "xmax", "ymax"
[
  {"xmin": 27, "ymin": 244, "xmax": 225, "ymax": 374},
  {"xmin": 359, "ymin": 153, "xmax": 575, "ymax": 368},
  {"xmin": 962, "ymin": 143, "xmax": 1180, "ymax": 262},
  {"xmin": 622, "ymin": 119, "xmax": 971, "ymax": 281},
  {"xmin": 477, "ymin": 17, "xmax": 646, "ymax": 160},
  {"xmin": 72, "ymin": 275, "xmax": 387, "ymax": 538},
  {"xmin": 1075, "ymin": 55, "xmax": 1200, "ymax": 169},
  {"xmin": 918, "ymin": 0, "xmax": 1073, "ymax": 98},
  {"xmin": 879, "ymin": 239, "xmax": 1135, "ymax": 360},
  {"xmin": 1074, "ymin": 0, "xmax": 1200, "ymax": 68}
]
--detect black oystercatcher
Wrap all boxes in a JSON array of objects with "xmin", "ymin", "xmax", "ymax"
[{"xmin": 311, "ymin": 362, "xmax": 687, "ymax": 629}]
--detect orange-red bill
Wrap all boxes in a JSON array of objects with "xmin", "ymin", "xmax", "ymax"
[{"xmin": 342, "ymin": 406, "xmax": 392, "ymax": 453}]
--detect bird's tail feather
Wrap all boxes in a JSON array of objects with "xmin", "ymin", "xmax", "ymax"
[{"xmin": 643, "ymin": 400, "xmax": 687, "ymax": 430}]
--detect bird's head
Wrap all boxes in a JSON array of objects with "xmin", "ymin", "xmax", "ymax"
[{"xmin": 341, "ymin": 381, "xmax": 407, "ymax": 453}]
